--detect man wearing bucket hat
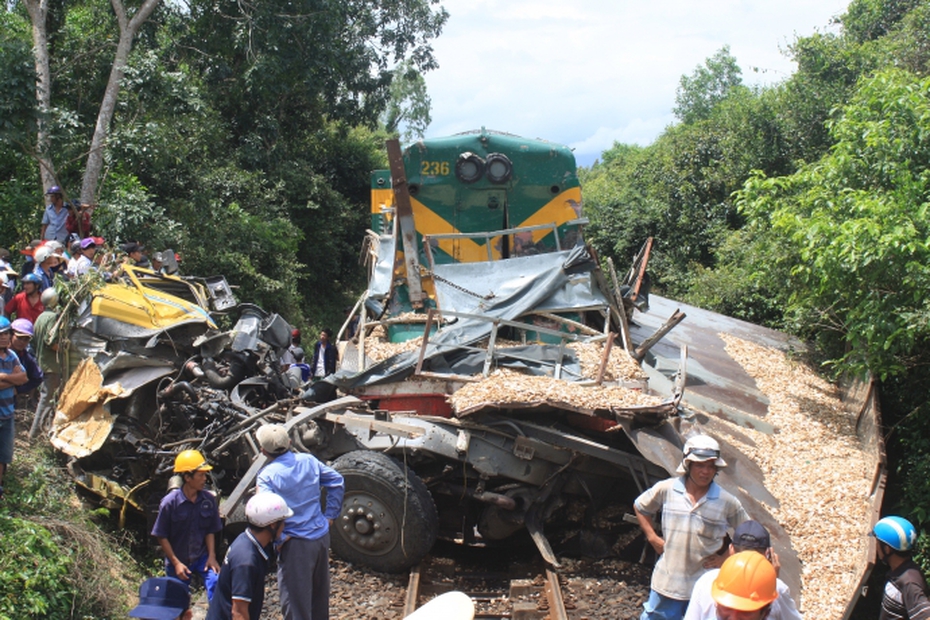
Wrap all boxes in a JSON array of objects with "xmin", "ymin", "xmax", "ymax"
[
  {"xmin": 129, "ymin": 576, "xmax": 192, "ymax": 620},
  {"xmin": 872, "ymin": 515, "xmax": 930, "ymax": 620},
  {"xmin": 255, "ymin": 424, "xmax": 344, "ymax": 620},
  {"xmin": 684, "ymin": 520, "xmax": 802, "ymax": 620},
  {"xmin": 634, "ymin": 434, "xmax": 749, "ymax": 620},
  {"xmin": 151, "ymin": 449, "xmax": 223, "ymax": 600}
]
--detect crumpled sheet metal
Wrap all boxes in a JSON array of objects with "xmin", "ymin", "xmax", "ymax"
[
  {"xmin": 50, "ymin": 358, "xmax": 128, "ymax": 458},
  {"xmin": 334, "ymin": 246, "xmax": 597, "ymax": 391}
]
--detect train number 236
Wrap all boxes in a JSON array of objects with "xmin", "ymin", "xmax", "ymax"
[{"xmin": 421, "ymin": 161, "xmax": 450, "ymax": 176}]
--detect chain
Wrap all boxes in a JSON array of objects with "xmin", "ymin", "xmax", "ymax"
[{"xmin": 428, "ymin": 271, "xmax": 495, "ymax": 300}]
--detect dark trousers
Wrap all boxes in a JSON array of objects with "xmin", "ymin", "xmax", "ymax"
[{"xmin": 278, "ymin": 533, "xmax": 331, "ymax": 620}]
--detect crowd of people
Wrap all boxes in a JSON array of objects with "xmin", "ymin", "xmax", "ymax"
[
  {"xmin": 123, "ymin": 429, "xmax": 927, "ymax": 620},
  {"xmin": 0, "ymin": 186, "xmax": 179, "ymax": 499},
  {"xmin": 131, "ymin": 423, "xmax": 344, "ymax": 620},
  {"xmin": 633, "ymin": 433, "xmax": 929, "ymax": 620}
]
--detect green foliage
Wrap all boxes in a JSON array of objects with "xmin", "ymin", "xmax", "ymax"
[
  {"xmin": 673, "ymin": 45, "xmax": 743, "ymax": 124},
  {"xmin": 0, "ymin": 515, "xmax": 73, "ymax": 617},
  {"xmin": 1, "ymin": 438, "xmax": 142, "ymax": 619},
  {"xmin": 0, "ymin": 11, "xmax": 36, "ymax": 146},
  {"xmin": 382, "ymin": 60, "xmax": 433, "ymax": 141},
  {"xmin": 842, "ymin": 0, "xmax": 922, "ymax": 42},
  {"xmin": 736, "ymin": 68, "xmax": 930, "ymax": 379},
  {"xmin": 92, "ymin": 172, "xmax": 184, "ymax": 249},
  {"xmin": 586, "ymin": 83, "xmax": 789, "ymax": 299}
]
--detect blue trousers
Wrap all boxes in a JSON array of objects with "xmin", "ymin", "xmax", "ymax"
[
  {"xmin": 640, "ymin": 589, "xmax": 689, "ymax": 620},
  {"xmin": 165, "ymin": 550, "xmax": 218, "ymax": 601}
]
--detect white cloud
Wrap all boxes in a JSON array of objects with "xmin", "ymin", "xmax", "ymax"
[{"xmin": 422, "ymin": 0, "xmax": 848, "ymax": 166}]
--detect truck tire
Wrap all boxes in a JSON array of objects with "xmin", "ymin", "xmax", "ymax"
[{"xmin": 331, "ymin": 450, "xmax": 438, "ymax": 573}]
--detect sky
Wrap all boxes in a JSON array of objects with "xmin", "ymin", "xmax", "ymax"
[{"xmin": 422, "ymin": 0, "xmax": 851, "ymax": 167}]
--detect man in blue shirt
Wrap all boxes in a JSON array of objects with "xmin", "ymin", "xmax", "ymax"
[
  {"xmin": 151, "ymin": 450, "xmax": 223, "ymax": 599},
  {"xmin": 207, "ymin": 492, "xmax": 293, "ymax": 620},
  {"xmin": 0, "ymin": 317, "xmax": 27, "ymax": 501},
  {"xmin": 41, "ymin": 186, "xmax": 70, "ymax": 244},
  {"xmin": 256, "ymin": 424, "xmax": 344, "ymax": 620}
]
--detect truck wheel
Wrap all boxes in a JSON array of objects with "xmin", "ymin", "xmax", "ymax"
[{"xmin": 331, "ymin": 450, "xmax": 438, "ymax": 573}]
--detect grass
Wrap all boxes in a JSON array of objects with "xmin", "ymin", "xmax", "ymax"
[{"xmin": 1, "ymin": 409, "xmax": 147, "ymax": 619}]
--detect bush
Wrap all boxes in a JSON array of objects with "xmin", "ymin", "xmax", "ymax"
[{"xmin": 2, "ymin": 418, "xmax": 143, "ymax": 619}]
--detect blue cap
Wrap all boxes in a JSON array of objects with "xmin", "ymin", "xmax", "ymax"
[
  {"xmin": 734, "ymin": 520, "xmax": 771, "ymax": 549},
  {"xmin": 45, "ymin": 185, "xmax": 62, "ymax": 195},
  {"xmin": 128, "ymin": 577, "xmax": 190, "ymax": 619}
]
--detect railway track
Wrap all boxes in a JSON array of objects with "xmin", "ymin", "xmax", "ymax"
[{"xmin": 402, "ymin": 558, "xmax": 570, "ymax": 620}]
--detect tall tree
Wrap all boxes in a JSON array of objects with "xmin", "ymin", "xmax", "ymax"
[
  {"xmin": 21, "ymin": 0, "xmax": 55, "ymax": 191},
  {"xmin": 673, "ymin": 45, "xmax": 743, "ymax": 124},
  {"xmin": 382, "ymin": 60, "xmax": 432, "ymax": 141},
  {"xmin": 79, "ymin": 0, "xmax": 160, "ymax": 204}
]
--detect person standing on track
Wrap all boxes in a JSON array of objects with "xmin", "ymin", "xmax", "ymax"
[
  {"xmin": 634, "ymin": 434, "xmax": 749, "ymax": 620},
  {"xmin": 151, "ymin": 450, "xmax": 223, "ymax": 600},
  {"xmin": 255, "ymin": 424, "xmax": 344, "ymax": 620}
]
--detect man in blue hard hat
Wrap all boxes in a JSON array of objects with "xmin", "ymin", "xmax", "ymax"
[
  {"xmin": 0, "ymin": 317, "xmax": 26, "ymax": 501},
  {"xmin": 873, "ymin": 515, "xmax": 930, "ymax": 620}
]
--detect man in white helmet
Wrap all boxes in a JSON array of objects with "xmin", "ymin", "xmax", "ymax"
[
  {"xmin": 634, "ymin": 434, "xmax": 749, "ymax": 620},
  {"xmin": 206, "ymin": 492, "xmax": 294, "ymax": 620}
]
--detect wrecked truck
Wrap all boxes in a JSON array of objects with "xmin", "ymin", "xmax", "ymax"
[{"xmin": 50, "ymin": 265, "xmax": 300, "ymax": 518}]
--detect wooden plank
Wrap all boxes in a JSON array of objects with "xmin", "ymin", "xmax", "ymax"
[{"xmin": 386, "ymin": 139, "xmax": 424, "ymax": 306}]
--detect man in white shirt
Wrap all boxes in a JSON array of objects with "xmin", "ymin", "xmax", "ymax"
[{"xmin": 684, "ymin": 520, "xmax": 802, "ymax": 620}]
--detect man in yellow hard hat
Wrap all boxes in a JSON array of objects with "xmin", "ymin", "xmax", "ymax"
[
  {"xmin": 151, "ymin": 449, "xmax": 223, "ymax": 600},
  {"xmin": 707, "ymin": 551, "xmax": 779, "ymax": 620}
]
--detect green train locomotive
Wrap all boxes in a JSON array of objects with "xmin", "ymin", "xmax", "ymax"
[{"xmin": 367, "ymin": 128, "xmax": 609, "ymax": 342}]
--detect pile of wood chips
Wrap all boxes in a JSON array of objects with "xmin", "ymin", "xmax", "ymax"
[
  {"xmin": 449, "ymin": 367, "xmax": 664, "ymax": 414},
  {"xmin": 568, "ymin": 341, "xmax": 647, "ymax": 382},
  {"xmin": 717, "ymin": 333, "xmax": 873, "ymax": 618}
]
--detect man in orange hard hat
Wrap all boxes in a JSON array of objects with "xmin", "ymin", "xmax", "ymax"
[
  {"xmin": 684, "ymin": 520, "xmax": 800, "ymax": 620},
  {"xmin": 707, "ymin": 551, "xmax": 779, "ymax": 620},
  {"xmin": 151, "ymin": 449, "xmax": 223, "ymax": 600}
]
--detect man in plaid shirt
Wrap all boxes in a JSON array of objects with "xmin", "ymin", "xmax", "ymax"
[{"xmin": 634, "ymin": 434, "xmax": 748, "ymax": 620}]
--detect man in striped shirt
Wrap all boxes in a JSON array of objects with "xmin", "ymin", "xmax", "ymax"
[
  {"xmin": 874, "ymin": 516, "xmax": 930, "ymax": 620},
  {"xmin": 0, "ymin": 317, "xmax": 27, "ymax": 501},
  {"xmin": 634, "ymin": 434, "xmax": 749, "ymax": 620}
]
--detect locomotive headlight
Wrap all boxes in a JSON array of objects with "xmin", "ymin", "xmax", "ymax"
[
  {"xmin": 455, "ymin": 152, "xmax": 485, "ymax": 183},
  {"xmin": 485, "ymin": 153, "xmax": 513, "ymax": 184}
]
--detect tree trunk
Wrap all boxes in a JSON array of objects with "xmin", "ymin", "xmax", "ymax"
[
  {"xmin": 23, "ymin": 0, "xmax": 57, "ymax": 194},
  {"xmin": 80, "ymin": 0, "xmax": 161, "ymax": 205}
]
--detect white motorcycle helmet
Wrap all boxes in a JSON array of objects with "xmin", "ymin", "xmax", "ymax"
[
  {"xmin": 245, "ymin": 492, "xmax": 294, "ymax": 528},
  {"xmin": 676, "ymin": 434, "xmax": 728, "ymax": 474}
]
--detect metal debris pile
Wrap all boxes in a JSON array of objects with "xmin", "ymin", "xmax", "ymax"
[
  {"xmin": 717, "ymin": 334, "xmax": 872, "ymax": 618},
  {"xmin": 449, "ymin": 368, "xmax": 664, "ymax": 415}
]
